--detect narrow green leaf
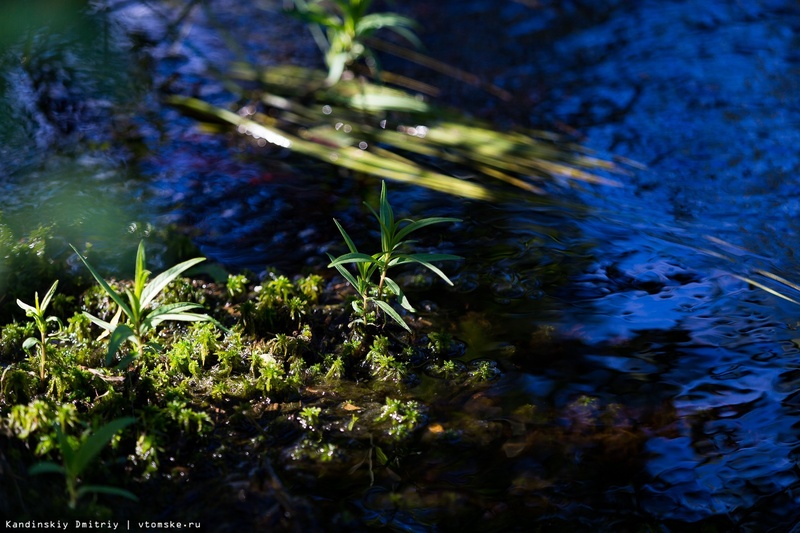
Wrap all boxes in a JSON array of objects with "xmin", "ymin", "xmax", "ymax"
[
  {"xmin": 328, "ymin": 251, "xmax": 378, "ymax": 267},
  {"xmin": 29, "ymin": 462, "xmax": 65, "ymax": 476},
  {"xmin": 134, "ymin": 241, "xmax": 150, "ymax": 300},
  {"xmin": 327, "ymin": 254, "xmax": 364, "ymax": 297},
  {"xmin": 140, "ymin": 256, "xmax": 206, "ymax": 311},
  {"xmin": 373, "ymin": 299, "xmax": 410, "ymax": 332},
  {"xmin": 385, "ymin": 25, "xmax": 424, "ymax": 50},
  {"xmin": 148, "ymin": 302, "xmax": 205, "ymax": 315},
  {"xmin": 39, "ymin": 280, "xmax": 59, "ymax": 312},
  {"xmin": 16, "ymin": 299, "xmax": 36, "ymax": 314},
  {"xmin": 55, "ymin": 425, "xmax": 75, "ymax": 473},
  {"xmin": 399, "ymin": 252, "xmax": 462, "ymax": 263},
  {"xmin": 70, "ymin": 417, "xmax": 135, "ymax": 478},
  {"xmin": 70, "ymin": 245, "xmax": 134, "ymax": 320},
  {"xmin": 22, "ymin": 337, "xmax": 40, "ymax": 351},
  {"xmin": 383, "ymin": 277, "xmax": 415, "ymax": 312},
  {"xmin": 394, "ymin": 255, "xmax": 459, "ymax": 285},
  {"xmin": 394, "ymin": 217, "xmax": 461, "ymax": 242},
  {"xmin": 82, "ymin": 312, "xmax": 116, "ymax": 333},
  {"xmin": 332, "ymin": 219, "xmax": 360, "ymax": 254},
  {"xmin": 107, "ymin": 324, "xmax": 136, "ymax": 366},
  {"xmin": 76, "ymin": 485, "xmax": 139, "ymax": 502},
  {"xmin": 374, "ymin": 445, "xmax": 389, "ymax": 466},
  {"xmin": 144, "ymin": 311, "xmax": 210, "ymax": 331},
  {"xmin": 125, "ymin": 288, "xmax": 141, "ymax": 325},
  {"xmin": 113, "ymin": 353, "xmax": 137, "ymax": 370}
]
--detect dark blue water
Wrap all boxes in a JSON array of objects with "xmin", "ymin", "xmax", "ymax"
[{"xmin": 4, "ymin": 0, "xmax": 800, "ymax": 529}]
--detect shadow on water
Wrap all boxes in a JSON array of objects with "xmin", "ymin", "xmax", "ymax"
[{"xmin": 5, "ymin": 0, "xmax": 800, "ymax": 530}]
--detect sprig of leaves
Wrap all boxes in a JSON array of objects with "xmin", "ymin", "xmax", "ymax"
[
  {"xmin": 328, "ymin": 181, "xmax": 460, "ymax": 332},
  {"xmin": 17, "ymin": 280, "xmax": 63, "ymax": 380},
  {"xmin": 290, "ymin": 0, "xmax": 422, "ymax": 84},
  {"xmin": 71, "ymin": 241, "xmax": 222, "ymax": 367},
  {"xmin": 29, "ymin": 417, "xmax": 137, "ymax": 509}
]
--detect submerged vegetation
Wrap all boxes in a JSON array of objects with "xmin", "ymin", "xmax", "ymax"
[{"xmin": 167, "ymin": 0, "xmax": 631, "ymax": 201}]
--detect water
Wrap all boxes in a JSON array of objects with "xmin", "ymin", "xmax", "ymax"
[{"xmin": 5, "ymin": 0, "xmax": 800, "ymax": 529}]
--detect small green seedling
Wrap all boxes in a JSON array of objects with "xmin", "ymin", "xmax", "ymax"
[
  {"xmin": 299, "ymin": 406, "xmax": 322, "ymax": 430},
  {"xmin": 226, "ymin": 273, "xmax": 249, "ymax": 300},
  {"xmin": 29, "ymin": 417, "xmax": 137, "ymax": 509},
  {"xmin": 71, "ymin": 241, "xmax": 223, "ymax": 367},
  {"xmin": 328, "ymin": 181, "xmax": 461, "ymax": 332},
  {"xmin": 290, "ymin": 0, "xmax": 422, "ymax": 84},
  {"xmin": 17, "ymin": 280, "xmax": 63, "ymax": 380}
]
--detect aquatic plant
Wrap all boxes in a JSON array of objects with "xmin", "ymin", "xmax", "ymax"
[
  {"xmin": 226, "ymin": 273, "xmax": 249, "ymax": 300},
  {"xmin": 71, "ymin": 241, "xmax": 220, "ymax": 367},
  {"xmin": 365, "ymin": 335, "xmax": 406, "ymax": 381},
  {"xmin": 427, "ymin": 331, "xmax": 454, "ymax": 356},
  {"xmin": 169, "ymin": 80, "xmax": 627, "ymax": 201},
  {"xmin": 28, "ymin": 417, "xmax": 137, "ymax": 509},
  {"xmin": 16, "ymin": 280, "xmax": 64, "ymax": 380},
  {"xmin": 376, "ymin": 397, "xmax": 423, "ymax": 440},
  {"xmin": 289, "ymin": 0, "xmax": 421, "ymax": 84},
  {"xmin": 299, "ymin": 406, "xmax": 322, "ymax": 430},
  {"xmin": 328, "ymin": 181, "xmax": 461, "ymax": 332}
]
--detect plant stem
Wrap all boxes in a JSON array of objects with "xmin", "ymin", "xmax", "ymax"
[{"xmin": 39, "ymin": 330, "xmax": 46, "ymax": 381}]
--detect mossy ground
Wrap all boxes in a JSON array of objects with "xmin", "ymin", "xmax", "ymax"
[{"xmin": 0, "ymin": 231, "xmax": 502, "ymax": 528}]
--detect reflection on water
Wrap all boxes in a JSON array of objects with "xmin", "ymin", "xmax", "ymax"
[{"xmin": 4, "ymin": 0, "xmax": 800, "ymax": 529}]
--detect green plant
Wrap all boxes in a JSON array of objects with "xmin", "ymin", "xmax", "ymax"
[
  {"xmin": 29, "ymin": 417, "xmax": 137, "ymax": 509},
  {"xmin": 16, "ymin": 280, "xmax": 63, "ymax": 380},
  {"xmin": 467, "ymin": 360, "xmax": 499, "ymax": 383},
  {"xmin": 427, "ymin": 331, "xmax": 454, "ymax": 356},
  {"xmin": 324, "ymin": 355, "xmax": 345, "ymax": 381},
  {"xmin": 297, "ymin": 274, "xmax": 324, "ymax": 303},
  {"xmin": 376, "ymin": 397, "xmax": 422, "ymax": 439},
  {"xmin": 299, "ymin": 406, "xmax": 322, "ymax": 430},
  {"xmin": 328, "ymin": 181, "xmax": 461, "ymax": 332},
  {"xmin": 432, "ymin": 359, "xmax": 460, "ymax": 380},
  {"xmin": 71, "ymin": 241, "xmax": 222, "ymax": 367},
  {"xmin": 226, "ymin": 273, "xmax": 249, "ymax": 299},
  {"xmin": 290, "ymin": 0, "xmax": 421, "ymax": 84}
]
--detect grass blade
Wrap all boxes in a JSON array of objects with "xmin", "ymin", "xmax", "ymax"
[
  {"xmin": 140, "ymin": 257, "xmax": 206, "ymax": 310},
  {"xmin": 107, "ymin": 324, "xmax": 135, "ymax": 366},
  {"xmin": 71, "ymin": 418, "xmax": 135, "ymax": 480},
  {"xmin": 70, "ymin": 245, "xmax": 134, "ymax": 320},
  {"xmin": 373, "ymin": 299, "xmax": 410, "ymax": 332},
  {"xmin": 76, "ymin": 485, "xmax": 139, "ymax": 502}
]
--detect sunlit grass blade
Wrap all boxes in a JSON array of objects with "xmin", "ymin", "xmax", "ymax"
[
  {"xmin": 133, "ymin": 240, "xmax": 150, "ymax": 299},
  {"xmin": 70, "ymin": 245, "xmax": 134, "ymax": 319},
  {"xmin": 754, "ymin": 269, "xmax": 800, "ymax": 294},
  {"xmin": 83, "ymin": 312, "xmax": 117, "ymax": 333},
  {"xmin": 39, "ymin": 280, "xmax": 59, "ymax": 312},
  {"xmin": 140, "ymin": 256, "xmax": 206, "ymax": 310},
  {"xmin": 166, "ymin": 95, "xmax": 498, "ymax": 201},
  {"xmin": 731, "ymin": 274, "xmax": 800, "ymax": 305}
]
